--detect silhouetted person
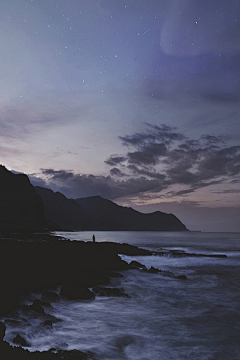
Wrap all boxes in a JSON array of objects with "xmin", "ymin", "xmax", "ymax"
[{"xmin": 92, "ymin": 234, "xmax": 95, "ymax": 243}]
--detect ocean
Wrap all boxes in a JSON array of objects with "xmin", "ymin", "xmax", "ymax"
[{"xmin": 3, "ymin": 231, "xmax": 240, "ymax": 360}]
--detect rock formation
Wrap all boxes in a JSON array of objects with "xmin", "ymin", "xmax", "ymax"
[
  {"xmin": 76, "ymin": 195, "xmax": 188, "ymax": 231},
  {"xmin": 0, "ymin": 165, "xmax": 46, "ymax": 232},
  {"xmin": 35, "ymin": 186, "xmax": 87, "ymax": 230}
]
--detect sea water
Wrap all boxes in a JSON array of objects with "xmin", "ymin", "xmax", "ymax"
[{"xmin": 3, "ymin": 232, "xmax": 240, "ymax": 360}]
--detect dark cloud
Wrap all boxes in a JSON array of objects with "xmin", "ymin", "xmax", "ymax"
[
  {"xmin": 105, "ymin": 155, "xmax": 126, "ymax": 166},
  {"xmin": 109, "ymin": 168, "xmax": 125, "ymax": 177},
  {"xmin": 212, "ymin": 189, "xmax": 240, "ymax": 194},
  {"xmin": 30, "ymin": 168, "xmax": 165, "ymax": 200},
  {"xmin": 117, "ymin": 123, "xmax": 185, "ymax": 166},
  {"xmin": 105, "ymin": 123, "xmax": 240, "ymax": 196},
  {"xmin": 127, "ymin": 164, "xmax": 165, "ymax": 180},
  {"xmin": 119, "ymin": 123, "xmax": 185, "ymax": 148},
  {"xmin": 127, "ymin": 143, "xmax": 167, "ymax": 166},
  {"xmin": 31, "ymin": 124, "xmax": 240, "ymax": 201}
]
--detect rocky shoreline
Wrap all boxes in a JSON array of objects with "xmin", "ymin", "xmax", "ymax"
[
  {"xmin": 0, "ymin": 232, "xmax": 227, "ymax": 359},
  {"xmin": 0, "ymin": 232, "xmax": 153, "ymax": 359}
]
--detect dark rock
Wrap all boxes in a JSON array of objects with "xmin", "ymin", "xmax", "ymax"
[
  {"xmin": 107, "ymin": 271, "xmax": 123, "ymax": 278},
  {"xmin": 0, "ymin": 322, "xmax": 6, "ymax": 341},
  {"xmin": 148, "ymin": 266, "xmax": 159, "ymax": 273},
  {"xmin": 0, "ymin": 165, "xmax": 46, "ymax": 232},
  {"xmin": 42, "ymin": 320, "xmax": 53, "ymax": 328},
  {"xmin": 60, "ymin": 281, "xmax": 95, "ymax": 300},
  {"xmin": 76, "ymin": 195, "xmax": 188, "ymax": 231},
  {"xmin": 130, "ymin": 260, "xmax": 146, "ymax": 269},
  {"xmin": 79, "ymin": 270, "xmax": 110, "ymax": 287},
  {"xmin": 41, "ymin": 291, "xmax": 60, "ymax": 302},
  {"xmin": 34, "ymin": 299, "xmax": 51, "ymax": 308},
  {"xmin": 99, "ymin": 242, "xmax": 152, "ymax": 256},
  {"xmin": 94, "ymin": 287, "xmax": 129, "ymax": 298},
  {"xmin": 27, "ymin": 299, "xmax": 45, "ymax": 313},
  {"xmin": 35, "ymin": 185, "xmax": 188, "ymax": 231},
  {"xmin": 35, "ymin": 186, "xmax": 87, "ymax": 231},
  {"xmin": 167, "ymin": 250, "xmax": 227, "ymax": 259},
  {"xmin": 0, "ymin": 343, "xmax": 95, "ymax": 360},
  {"xmin": 177, "ymin": 275, "xmax": 188, "ymax": 280},
  {"xmin": 0, "ymin": 293, "xmax": 18, "ymax": 316},
  {"xmin": 0, "ymin": 236, "xmax": 130, "ymax": 304},
  {"xmin": 13, "ymin": 334, "xmax": 31, "ymax": 347},
  {"xmin": 4, "ymin": 319, "xmax": 21, "ymax": 327}
]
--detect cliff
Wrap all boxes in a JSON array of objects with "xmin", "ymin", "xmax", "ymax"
[
  {"xmin": 35, "ymin": 186, "xmax": 87, "ymax": 231},
  {"xmin": 34, "ymin": 185, "xmax": 187, "ymax": 231},
  {"xmin": 76, "ymin": 195, "xmax": 188, "ymax": 231},
  {"xmin": 0, "ymin": 165, "xmax": 46, "ymax": 232}
]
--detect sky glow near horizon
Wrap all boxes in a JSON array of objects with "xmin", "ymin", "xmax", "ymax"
[{"xmin": 1, "ymin": 0, "xmax": 240, "ymax": 232}]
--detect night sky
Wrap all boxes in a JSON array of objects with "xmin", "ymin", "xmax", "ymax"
[{"xmin": 1, "ymin": 0, "xmax": 240, "ymax": 232}]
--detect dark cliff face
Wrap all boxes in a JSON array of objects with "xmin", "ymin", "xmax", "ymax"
[
  {"xmin": 76, "ymin": 196, "xmax": 188, "ymax": 231},
  {"xmin": 35, "ymin": 186, "xmax": 187, "ymax": 231},
  {"xmin": 34, "ymin": 186, "xmax": 187, "ymax": 231},
  {"xmin": 35, "ymin": 186, "xmax": 87, "ymax": 231},
  {"xmin": 0, "ymin": 166, "xmax": 46, "ymax": 232}
]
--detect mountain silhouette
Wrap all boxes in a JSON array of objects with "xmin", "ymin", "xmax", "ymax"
[
  {"xmin": 76, "ymin": 195, "xmax": 188, "ymax": 231},
  {"xmin": 0, "ymin": 166, "xmax": 188, "ymax": 232},
  {"xmin": 0, "ymin": 165, "xmax": 46, "ymax": 232},
  {"xmin": 35, "ymin": 186, "xmax": 187, "ymax": 231},
  {"xmin": 35, "ymin": 186, "xmax": 87, "ymax": 230}
]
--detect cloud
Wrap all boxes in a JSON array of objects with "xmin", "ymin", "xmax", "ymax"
[
  {"xmin": 117, "ymin": 123, "xmax": 185, "ymax": 166},
  {"xmin": 109, "ymin": 168, "xmax": 125, "ymax": 177},
  {"xmin": 105, "ymin": 155, "xmax": 127, "ymax": 166},
  {"xmin": 30, "ymin": 123, "xmax": 240, "ymax": 201},
  {"xmin": 119, "ymin": 123, "xmax": 185, "ymax": 147},
  {"xmin": 30, "ymin": 168, "xmax": 165, "ymax": 200},
  {"xmin": 212, "ymin": 189, "xmax": 240, "ymax": 194},
  {"xmin": 105, "ymin": 123, "xmax": 240, "ymax": 196}
]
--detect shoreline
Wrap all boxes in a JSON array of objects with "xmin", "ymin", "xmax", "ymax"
[
  {"xmin": 0, "ymin": 232, "xmax": 227, "ymax": 359},
  {"xmin": 0, "ymin": 232, "xmax": 151, "ymax": 359}
]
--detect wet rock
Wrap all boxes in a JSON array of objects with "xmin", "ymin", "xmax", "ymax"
[
  {"xmin": 167, "ymin": 250, "xmax": 227, "ymax": 258},
  {"xmin": 94, "ymin": 287, "xmax": 129, "ymax": 298},
  {"xmin": 34, "ymin": 299, "xmax": 51, "ymax": 308},
  {"xmin": 177, "ymin": 275, "xmax": 188, "ymax": 280},
  {"xmin": 26, "ymin": 299, "xmax": 45, "ymax": 313},
  {"xmin": 0, "ymin": 293, "xmax": 18, "ymax": 316},
  {"xmin": 148, "ymin": 266, "xmax": 159, "ymax": 273},
  {"xmin": 4, "ymin": 319, "xmax": 22, "ymax": 327},
  {"xmin": 79, "ymin": 270, "xmax": 110, "ymax": 287},
  {"xmin": 41, "ymin": 291, "xmax": 60, "ymax": 302},
  {"xmin": 0, "ymin": 322, "xmax": 6, "ymax": 341},
  {"xmin": 13, "ymin": 334, "xmax": 30, "ymax": 347},
  {"xmin": 0, "ymin": 342, "xmax": 95, "ymax": 360},
  {"xmin": 130, "ymin": 260, "xmax": 146, "ymax": 269},
  {"xmin": 42, "ymin": 320, "xmax": 53, "ymax": 328},
  {"xmin": 107, "ymin": 271, "xmax": 123, "ymax": 278},
  {"xmin": 60, "ymin": 280, "xmax": 95, "ymax": 300}
]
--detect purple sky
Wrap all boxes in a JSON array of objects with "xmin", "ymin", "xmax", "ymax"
[{"xmin": 1, "ymin": 0, "xmax": 240, "ymax": 232}]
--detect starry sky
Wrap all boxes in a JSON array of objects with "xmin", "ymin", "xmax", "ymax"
[{"xmin": 1, "ymin": 0, "xmax": 240, "ymax": 232}]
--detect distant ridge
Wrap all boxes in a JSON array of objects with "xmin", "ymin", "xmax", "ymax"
[
  {"xmin": 35, "ymin": 186, "xmax": 87, "ymax": 231},
  {"xmin": 76, "ymin": 195, "xmax": 188, "ymax": 231},
  {"xmin": 35, "ymin": 186, "xmax": 187, "ymax": 231}
]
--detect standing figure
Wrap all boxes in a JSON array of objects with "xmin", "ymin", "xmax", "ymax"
[{"xmin": 92, "ymin": 234, "xmax": 95, "ymax": 243}]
